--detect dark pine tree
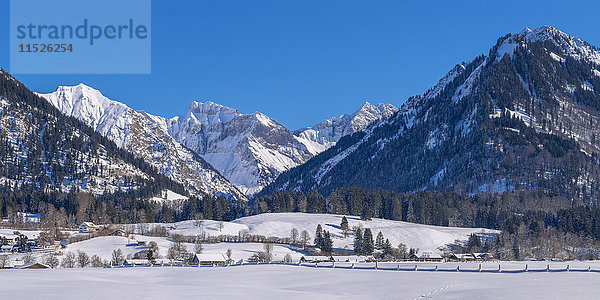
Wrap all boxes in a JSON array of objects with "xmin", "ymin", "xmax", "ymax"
[
  {"xmin": 314, "ymin": 224, "xmax": 323, "ymax": 249},
  {"xmin": 362, "ymin": 228, "xmax": 374, "ymax": 255}
]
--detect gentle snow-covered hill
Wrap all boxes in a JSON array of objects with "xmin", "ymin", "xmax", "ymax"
[
  {"xmin": 167, "ymin": 101, "xmax": 396, "ymax": 195},
  {"xmin": 231, "ymin": 213, "xmax": 497, "ymax": 253},
  {"xmin": 39, "ymin": 85, "xmax": 245, "ymax": 201},
  {"xmin": 103, "ymin": 213, "xmax": 497, "ymax": 255}
]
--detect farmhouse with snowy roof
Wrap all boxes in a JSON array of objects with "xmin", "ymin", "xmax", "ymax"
[
  {"xmin": 78, "ymin": 222, "xmax": 99, "ymax": 233},
  {"xmin": 189, "ymin": 253, "xmax": 228, "ymax": 265}
]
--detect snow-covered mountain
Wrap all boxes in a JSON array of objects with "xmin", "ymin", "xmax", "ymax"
[
  {"xmin": 0, "ymin": 71, "xmax": 182, "ymax": 196},
  {"xmin": 39, "ymin": 85, "xmax": 246, "ymax": 201},
  {"xmin": 167, "ymin": 101, "xmax": 397, "ymax": 195},
  {"xmin": 264, "ymin": 26, "xmax": 600, "ymax": 202},
  {"xmin": 295, "ymin": 102, "xmax": 398, "ymax": 150}
]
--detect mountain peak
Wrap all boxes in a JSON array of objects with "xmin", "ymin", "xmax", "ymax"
[{"xmin": 519, "ymin": 25, "xmax": 566, "ymax": 43}]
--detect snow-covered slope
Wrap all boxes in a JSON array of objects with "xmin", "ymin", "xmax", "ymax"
[
  {"xmin": 168, "ymin": 102, "xmax": 396, "ymax": 195},
  {"xmin": 231, "ymin": 213, "xmax": 496, "ymax": 253},
  {"xmin": 39, "ymin": 85, "xmax": 245, "ymax": 201},
  {"xmin": 295, "ymin": 102, "xmax": 398, "ymax": 151}
]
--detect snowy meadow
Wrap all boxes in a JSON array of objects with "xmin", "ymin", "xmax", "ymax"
[{"xmin": 2, "ymin": 264, "xmax": 600, "ymax": 299}]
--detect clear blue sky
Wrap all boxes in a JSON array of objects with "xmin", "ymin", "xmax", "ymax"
[{"xmin": 2, "ymin": 0, "xmax": 600, "ymax": 129}]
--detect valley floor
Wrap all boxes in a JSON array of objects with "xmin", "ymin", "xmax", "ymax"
[{"xmin": 2, "ymin": 264, "xmax": 600, "ymax": 299}]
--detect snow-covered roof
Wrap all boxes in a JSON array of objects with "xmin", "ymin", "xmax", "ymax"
[
  {"xmin": 452, "ymin": 253, "xmax": 475, "ymax": 258},
  {"xmin": 419, "ymin": 252, "xmax": 443, "ymax": 259},
  {"xmin": 194, "ymin": 253, "xmax": 227, "ymax": 262},
  {"xmin": 473, "ymin": 252, "xmax": 492, "ymax": 258},
  {"xmin": 80, "ymin": 222, "xmax": 97, "ymax": 227},
  {"xmin": 124, "ymin": 259, "xmax": 150, "ymax": 265},
  {"xmin": 12, "ymin": 262, "xmax": 49, "ymax": 269}
]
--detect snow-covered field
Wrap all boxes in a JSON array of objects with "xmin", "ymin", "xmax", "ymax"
[{"xmin": 2, "ymin": 264, "xmax": 600, "ymax": 299}]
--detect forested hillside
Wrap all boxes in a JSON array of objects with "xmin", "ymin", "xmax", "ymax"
[{"xmin": 263, "ymin": 26, "xmax": 600, "ymax": 203}]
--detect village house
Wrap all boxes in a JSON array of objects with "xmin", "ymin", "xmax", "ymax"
[
  {"xmin": 473, "ymin": 252, "xmax": 493, "ymax": 261},
  {"xmin": 450, "ymin": 253, "xmax": 476, "ymax": 262},
  {"xmin": 123, "ymin": 259, "xmax": 151, "ymax": 266},
  {"xmin": 17, "ymin": 212, "xmax": 41, "ymax": 225},
  {"xmin": 418, "ymin": 252, "xmax": 444, "ymax": 262},
  {"xmin": 78, "ymin": 222, "xmax": 99, "ymax": 233},
  {"xmin": 12, "ymin": 262, "xmax": 49, "ymax": 269},
  {"xmin": 188, "ymin": 253, "xmax": 228, "ymax": 266}
]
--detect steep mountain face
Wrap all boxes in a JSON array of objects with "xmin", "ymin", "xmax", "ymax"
[
  {"xmin": 167, "ymin": 102, "xmax": 315, "ymax": 196},
  {"xmin": 39, "ymin": 85, "xmax": 245, "ymax": 201},
  {"xmin": 167, "ymin": 101, "xmax": 396, "ymax": 195},
  {"xmin": 0, "ymin": 72, "xmax": 182, "ymax": 196},
  {"xmin": 263, "ymin": 26, "xmax": 600, "ymax": 202},
  {"xmin": 295, "ymin": 102, "xmax": 398, "ymax": 151}
]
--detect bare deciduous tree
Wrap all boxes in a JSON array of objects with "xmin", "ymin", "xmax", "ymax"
[
  {"xmin": 45, "ymin": 253, "xmax": 59, "ymax": 268},
  {"xmin": 283, "ymin": 253, "xmax": 293, "ymax": 263},
  {"xmin": 167, "ymin": 242, "xmax": 188, "ymax": 261},
  {"xmin": 226, "ymin": 248, "xmax": 233, "ymax": 263},
  {"xmin": 91, "ymin": 255, "xmax": 103, "ymax": 268},
  {"xmin": 111, "ymin": 249, "xmax": 124, "ymax": 266},
  {"xmin": 23, "ymin": 252, "xmax": 35, "ymax": 264},
  {"xmin": 290, "ymin": 228, "xmax": 299, "ymax": 245},
  {"xmin": 77, "ymin": 250, "xmax": 90, "ymax": 268},
  {"xmin": 0, "ymin": 255, "xmax": 10, "ymax": 269},
  {"xmin": 263, "ymin": 243, "xmax": 273, "ymax": 262},
  {"xmin": 194, "ymin": 237, "xmax": 203, "ymax": 254},
  {"xmin": 61, "ymin": 252, "xmax": 76, "ymax": 268},
  {"xmin": 300, "ymin": 230, "xmax": 310, "ymax": 249}
]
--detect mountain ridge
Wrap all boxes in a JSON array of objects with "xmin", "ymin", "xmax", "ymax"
[
  {"xmin": 39, "ymin": 84, "xmax": 247, "ymax": 201},
  {"xmin": 262, "ymin": 26, "xmax": 600, "ymax": 202}
]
